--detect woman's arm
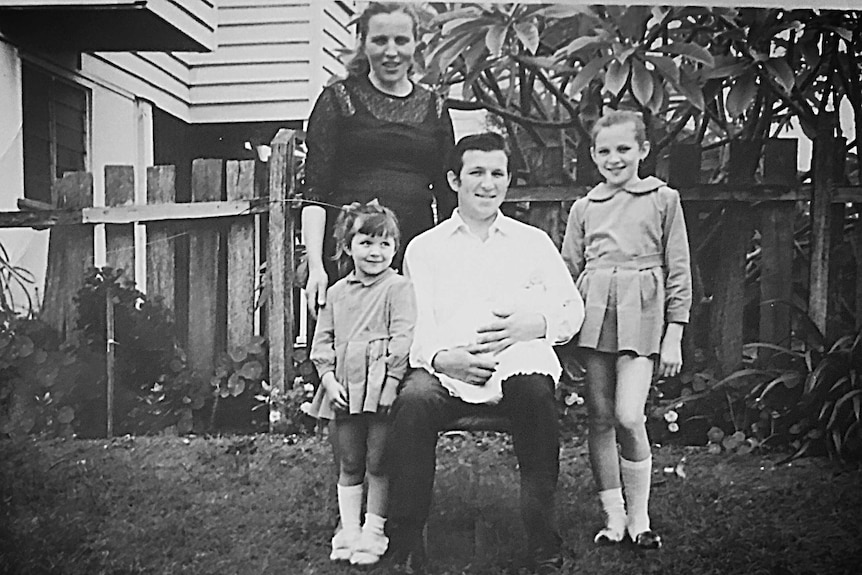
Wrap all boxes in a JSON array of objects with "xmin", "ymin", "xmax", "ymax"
[
  {"xmin": 301, "ymin": 206, "xmax": 328, "ymax": 312},
  {"xmin": 302, "ymin": 85, "xmax": 340, "ymax": 314}
]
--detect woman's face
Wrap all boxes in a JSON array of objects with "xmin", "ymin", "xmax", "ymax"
[{"xmin": 363, "ymin": 11, "xmax": 416, "ymax": 90}]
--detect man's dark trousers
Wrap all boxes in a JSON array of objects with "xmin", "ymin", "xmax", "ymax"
[{"xmin": 385, "ymin": 368, "xmax": 562, "ymax": 556}]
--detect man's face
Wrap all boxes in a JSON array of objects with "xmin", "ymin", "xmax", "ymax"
[{"xmin": 449, "ymin": 149, "xmax": 511, "ymax": 222}]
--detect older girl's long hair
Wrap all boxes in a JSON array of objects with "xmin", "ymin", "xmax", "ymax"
[{"xmin": 344, "ymin": 2, "xmax": 420, "ymax": 78}]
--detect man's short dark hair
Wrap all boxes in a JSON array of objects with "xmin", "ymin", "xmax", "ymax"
[{"xmin": 448, "ymin": 132, "xmax": 510, "ymax": 177}]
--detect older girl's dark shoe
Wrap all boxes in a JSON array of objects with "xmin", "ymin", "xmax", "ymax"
[{"xmin": 632, "ymin": 530, "xmax": 662, "ymax": 550}]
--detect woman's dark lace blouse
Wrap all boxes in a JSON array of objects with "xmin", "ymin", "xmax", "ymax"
[{"xmin": 303, "ymin": 74, "xmax": 455, "ymax": 273}]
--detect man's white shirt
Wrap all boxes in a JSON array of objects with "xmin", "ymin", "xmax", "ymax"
[{"xmin": 404, "ymin": 209, "xmax": 585, "ymax": 404}]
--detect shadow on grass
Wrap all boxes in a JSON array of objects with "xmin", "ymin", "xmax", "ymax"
[{"xmin": 1, "ymin": 433, "xmax": 861, "ymax": 574}]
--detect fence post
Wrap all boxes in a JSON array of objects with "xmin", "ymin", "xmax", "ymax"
[
  {"xmin": 187, "ymin": 159, "xmax": 224, "ymax": 373},
  {"xmin": 226, "ymin": 159, "xmax": 257, "ymax": 350},
  {"xmin": 104, "ymin": 165, "xmax": 135, "ymax": 283},
  {"xmin": 267, "ymin": 129, "xmax": 297, "ymax": 432},
  {"xmin": 709, "ymin": 141, "xmax": 758, "ymax": 375},
  {"xmin": 41, "ymin": 172, "xmax": 94, "ymax": 342},
  {"xmin": 809, "ymin": 115, "xmax": 836, "ymax": 338},
  {"xmin": 145, "ymin": 166, "xmax": 177, "ymax": 313},
  {"xmin": 759, "ymin": 139, "xmax": 797, "ymax": 351}
]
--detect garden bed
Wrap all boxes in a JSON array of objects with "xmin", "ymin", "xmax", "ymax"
[{"xmin": 1, "ymin": 433, "xmax": 860, "ymax": 575}]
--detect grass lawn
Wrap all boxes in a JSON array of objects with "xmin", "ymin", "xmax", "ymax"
[{"xmin": 1, "ymin": 433, "xmax": 861, "ymax": 575}]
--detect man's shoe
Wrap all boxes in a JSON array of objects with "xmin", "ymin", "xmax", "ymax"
[
  {"xmin": 384, "ymin": 525, "xmax": 427, "ymax": 574},
  {"xmin": 531, "ymin": 547, "xmax": 564, "ymax": 575}
]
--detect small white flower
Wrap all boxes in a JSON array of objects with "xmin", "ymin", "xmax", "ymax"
[
  {"xmin": 664, "ymin": 410, "xmax": 679, "ymax": 423},
  {"xmin": 269, "ymin": 410, "xmax": 282, "ymax": 424},
  {"xmin": 303, "ymin": 382, "xmax": 314, "ymax": 393},
  {"xmin": 564, "ymin": 392, "xmax": 584, "ymax": 406},
  {"xmin": 300, "ymin": 401, "xmax": 313, "ymax": 415},
  {"xmin": 668, "ymin": 422, "xmax": 680, "ymax": 433}
]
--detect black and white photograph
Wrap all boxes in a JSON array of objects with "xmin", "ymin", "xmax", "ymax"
[{"xmin": 1, "ymin": 1, "xmax": 860, "ymax": 573}]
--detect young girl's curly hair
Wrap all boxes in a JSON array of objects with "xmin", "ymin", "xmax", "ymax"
[{"xmin": 332, "ymin": 199, "xmax": 401, "ymax": 270}]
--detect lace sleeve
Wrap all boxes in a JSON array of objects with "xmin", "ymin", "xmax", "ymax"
[
  {"xmin": 303, "ymin": 87, "xmax": 340, "ymax": 205},
  {"xmin": 432, "ymin": 97, "xmax": 456, "ymax": 222}
]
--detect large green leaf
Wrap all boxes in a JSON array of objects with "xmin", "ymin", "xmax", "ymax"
[
  {"xmin": 763, "ymin": 58, "xmax": 795, "ymax": 93},
  {"xmin": 603, "ymin": 59, "xmax": 630, "ymax": 97},
  {"xmin": 567, "ymin": 54, "xmax": 612, "ymax": 98},
  {"xmin": 725, "ymin": 71, "xmax": 758, "ymax": 118},
  {"xmin": 532, "ymin": 4, "xmax": 593, "ymax": 20},
  {"xmin": 485, "ymin": 23, "xmax": 507, "ymax": 58},
  {"xmin": 644, "ymin": 54, "xmax": 680, "ymax": 85},
  {"xmin": 658, "ymin": 42, "xmax": 715, "ymax": 68},
  {"xmin": 513, "ymin": 20, "xmax": 539, "ymax": 54},
  {"xmin": 631, "ymin": 58, "xmax": 655, "ymax": 106},
  {"xmin": 554, "ymin": 34, "xmax": 608, "ymax": 58}
]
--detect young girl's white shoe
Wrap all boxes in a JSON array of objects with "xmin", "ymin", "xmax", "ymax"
[
  {"xmin": 350, "ymin": 514, "xmax": 389, "ymax": 566},
  {"xmin": 330, "ymin": 527, "xmax": 359, "ymax": 562}
]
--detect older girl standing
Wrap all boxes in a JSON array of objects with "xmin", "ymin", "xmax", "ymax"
[{"xmin": 562, "ymin": 110, "xmax": 692, "ymax": 550}]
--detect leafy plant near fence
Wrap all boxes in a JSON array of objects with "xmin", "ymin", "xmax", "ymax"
[{"xmin": 650, "ymin": 329, "xmax": 862, "ymax": 461}]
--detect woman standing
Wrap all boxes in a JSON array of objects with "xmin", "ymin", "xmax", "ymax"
[{"xmin": 302, "ymin": 2, "xmax": 455, "ymax": 314}]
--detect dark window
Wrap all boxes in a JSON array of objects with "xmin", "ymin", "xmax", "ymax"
[{"xmin": 22, "ymin": 62, "xmax": 88, "ymax": 204}]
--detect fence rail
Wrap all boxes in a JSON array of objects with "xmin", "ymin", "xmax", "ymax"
[{"xmin": 1, "ymin": 131, "xmax": 861, "ymax": 430}]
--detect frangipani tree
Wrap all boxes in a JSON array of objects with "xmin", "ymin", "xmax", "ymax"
[{"xmin": 416, "ymin": 3, "xmax": 860, "ymax": 184}]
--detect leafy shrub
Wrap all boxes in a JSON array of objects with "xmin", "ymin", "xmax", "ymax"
[
  {"xmin": 0, "ymin": 310, "xmax": 95, "ymax": 438},
  {"xmin": 651, "ymin": 330, "xmax": 862, "ymax": 461},
  {"xmin": 0, "ymin": 268, "xmax": 211, "ymax": 438}
]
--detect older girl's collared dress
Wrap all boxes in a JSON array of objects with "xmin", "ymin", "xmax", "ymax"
[
  {"xmin": 306, "ymin": 268, "xmax": 416, "ymax": 420},
  {"xmin": 561, "ymin": 176, "xmax": 692, "ymax": 357}
]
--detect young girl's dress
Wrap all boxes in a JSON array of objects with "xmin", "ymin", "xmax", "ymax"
[
  {"xmin": 306, "ymin": 268, "xmax": 416, "ymax": 419},
  {"xmin": 561, "ymin": 176, "xmax": 691, "ymax": 356}
]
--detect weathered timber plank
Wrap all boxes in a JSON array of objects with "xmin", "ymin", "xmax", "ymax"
[
  {"xmin": 267, "ymin": 129, "xmax": 296, "ymax": 432},
  {"xmin": 809, "ymin": 116, "xmax": 835, "ymax": 337},
  {"xmin": 188, "ymin": 159, "xmax": 223, "ymax": 373},
  {"xmin": 760, "ymin": 203, "xmax": 794, "ymax": 349},
  {"xmin": 40, "ymin": 172, "xmax": 94, "ymax": 342},
  {"xmin": 226, "ymin": 159, "xmax": 257, "ymax": 351},
  {"xmin": 104, "ymin": 165, "xmax": 135, "ymax": 282},
  {"xmin": 146, "ymin": 166, "xmax": 176, "ymax": 313},
  {"xmin": 503, "ymin": 185, "xmax": 862, "ymax": 203},
  {"xmin": 710, "ymin": 204, "xmax": 755, "ymax": 375},
  {"xmin": 83, "ymin": 199, "xmax": 267, "ymax": 224}
]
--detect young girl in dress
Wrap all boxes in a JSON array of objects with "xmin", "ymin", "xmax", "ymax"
[
  {"xmin": 306, "ymin": 200, "xmax": 416, "ymax": 566},
  {"xmin": 561, "ymin": 110, "xmax": 692, "ymax": 550}
]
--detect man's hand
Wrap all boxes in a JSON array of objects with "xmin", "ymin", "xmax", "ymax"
[
  {"xmin": 320, "ymin": 372, "xmax": 347, "ymax": 412},
  {"xmin": 474, "ymin": 309, "xmax": 547, "ymax": 355},
  {"xmin": 432, "ymin": 346, "xmax": 498, "ymax": 386},
  {"xmin": 305, "ymin": 265, "xmax": 329, "ymax": 319}
]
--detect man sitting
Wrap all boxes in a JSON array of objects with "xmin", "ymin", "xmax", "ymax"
[{"xmin": 385, "ymin": 132, "xmax": 585, "ymax": 574}]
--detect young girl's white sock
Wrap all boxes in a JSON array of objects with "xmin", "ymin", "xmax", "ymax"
[
  {"xmin": 337, "ymin": 483, "xmax": 363, "ymax": 533},
  {"xmin": 595, "ymin": 487, "xmax": 626, "ymax": 543},
  {"xmin": 331, "ymin": 483, "xmax": 363, "ymax": 561},
  {"xmin": 363, "ymin": 512, "xmax": 386, "ymax": 536},
  {"xmin": 620, "ymin": 455, "xmax": 652, "ymax": 538}
]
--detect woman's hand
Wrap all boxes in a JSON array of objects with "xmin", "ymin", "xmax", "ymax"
[
  {"xmin": 321, "ymin": 372, "xmax": 347, "ymax": 412},
  {"xmin": 659, "ymin": 323, "xmax": 684, "ymax": 378},
  {"xmin": 305, "ymin": 264, "xmax": 329, "ymax": 318}
]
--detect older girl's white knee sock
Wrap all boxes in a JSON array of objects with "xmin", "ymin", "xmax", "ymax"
[
  {"xmin": 596, "ymin": 487, "xmax": 626, "ymax": 542},
  {"xmin": 620, "ymin": 455, "xmax": 652, "ymax": 538}
]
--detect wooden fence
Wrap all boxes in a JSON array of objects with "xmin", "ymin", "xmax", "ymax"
[{"xmin": 1, "ymin": 129, "xmax": 861, "ymax": 432}]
